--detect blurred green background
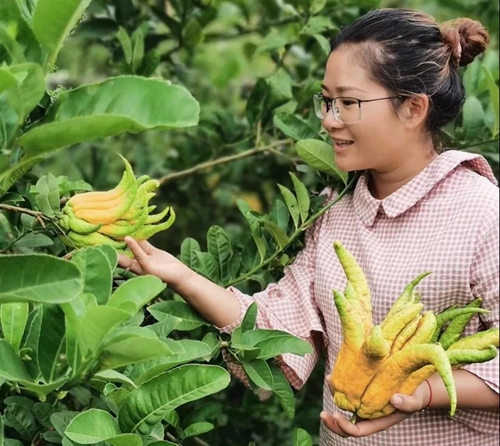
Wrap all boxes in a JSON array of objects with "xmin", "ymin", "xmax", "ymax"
[{"xmin": 33, "ymin": 1, "xmax": 498, "ymax": 443}]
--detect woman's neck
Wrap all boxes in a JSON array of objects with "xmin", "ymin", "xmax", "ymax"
[{"xmin": 368, "ymin": 150, "xmax": 438, "ymax": 200}]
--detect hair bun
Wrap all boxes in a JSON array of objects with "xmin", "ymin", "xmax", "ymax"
[{"xmin": 440, "ymin": 18, "xmax": 489, "ymax": 66}]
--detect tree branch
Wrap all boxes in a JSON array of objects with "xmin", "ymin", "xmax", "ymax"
[
  {"xmin": 0, "ymin": 204, "xmax": 49, "ymax": 228},
  {"xmin": 158, "ymin": 139, "xmax": 293, "ymax": 185}
]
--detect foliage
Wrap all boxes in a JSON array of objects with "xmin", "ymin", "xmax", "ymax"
[{"xmin": 0, "ymin": 0, "xmax": 498, "ymax": 445}]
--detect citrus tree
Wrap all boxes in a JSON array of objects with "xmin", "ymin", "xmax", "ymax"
[{"xmin": 0, "ymin": 1, "xmax": 498, "ymax": 445}]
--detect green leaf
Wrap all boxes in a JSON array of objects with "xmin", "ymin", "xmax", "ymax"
[
  {"xmin": 0, "ymin": 254, "xmax": 83, "ymax": 304},
  {"xmin": 207, "ymin": 226, "xmax": 233, "ymax": 284},
  {"xmin": 94, "ymin": 370, "xmax": 137, "ymax": 388},
  {"xmin": 241, "ymin": 302, "xmax": 258, "ymax": 332},
  {"xmin": 33, "ymin": 402, "xmax": 56, "ymax": 428},
  {"xmin": 1, "ymin": 302, "xmax": 29, "ymax": 352},
  {"xmin": 296, "ymin": 139, "xmax": 348, "ymax": 184},
  {"xmin": 241, "ymin": 359, "xmax": 274, "ymax": 390},
  {"xmin": 278, "ymin": 184, "xmax": 300, "ymax": 229},
  {"xmin": 301, "ymin": 16, "xmax": 335, "ymax": 35},
  {"xmin": 130, "ymin": 27, "xmax": 145, "ymax": 73},
  {"xmin": 0, "ymin": 339, "xmax": 32, "ymax": 382},
  {"xmin": 259, "ymin": 30, "xmax": 287, "ymax": 53},
  {"xmin": 118, "ymin": 365, "xmax": 230, "ymax": 435},
  {"xmin": 0, "ymin": 1, "xmax": 42, "ymax": 64},
  {"xmin": 182, "ymin": 18, "xmax": 204, "ymax": 48},
  {"xmin": 5, "ymin": 64, "xmax": 46, "ymax": 120},
  {"xmin": 183, "ymin": 421, "xmax": 214, "ymax": 438},
  {"xmin": 17, "ymin": 77, "xmax": 200, "ymax": 155},
  {"xmin": 4, "ymin": 404, "xmax": 37, "ymax": 441},
  {"xmin": 34, "ymin": 173, "xmax": 60, "ymax": 216},
  {"xmin": 100, "ymin": 337, "xmax": 173, "ymax": 369},
  {"xmin": 12, "ymin": 233, "xmax": 54, "ymax": 249},
  {"xmin": 32, "ymin": 0, "xmax": 93, "ymax": 71},
  {"xmin": 241, "ymin": 329, "xmax": 313, "ymax": 360},
  {"xmin": 273, "ymin": 113, "xmax": 320, "ymax": 141},
  {"xmin": 293, "ymin": 427, "xmax": 312, "ymax": 446},
  {"xmin": 268, "ymin": 71, "xmax": 294, "ymax": 108},
  {"xmin": 95, "ymin": 245, "xmax": 118, "ymax": 271},
  {"xmin": 270, "ymin": 365, "xmax": 295, "ymax": 418},
  {"xmin": 180, "ymin": 238, "xmax": 201, "ymax": 269},
  {"xmin": 65, "ymin": 409, "xmax": 121, "ymax": 444},
  {"xmin": 134, "ymin": 339, "xmax": 212, "ymax": 385},
  {"xmin": 483, "ymin": 67, "xmax": 499, "ymax": 137},
  {"xmin": 147, "ymin": 301, "xmax": 209, "ymax": 331},
  {"xmin": 290, "ymin": 173, "xmax": 310, "ymax": 224},
  {"xmin": 193, "ymin": 251, "xmax": 219, "ymax": 282},
  {"xmin": 71, "ymin": 247, "xmax": 113, "ymax": 305},
  {"xmin": 462, "ymin": 96, "xmax": 486, "ymax": 140},
  {"xmin": 80, "ymin": 306, "xmax": 132, "ymax": 352},
  {"xmin": 260, "ymin": 219, "xmax": 289, "ymax": 249},
  {"xmin": 37, "ymin": 304, "xmax": 67, "ymax": 383},
  {"xmin": 107, "ymin": 275, "xmax": 166, "ymax": 315},
  {"xmin": 270, "ymin": 199, "xmax": 290, "ymax": 233},
  {"xmin": 116, "ymin": 27, "xmax": 132, "ymax": 65}
]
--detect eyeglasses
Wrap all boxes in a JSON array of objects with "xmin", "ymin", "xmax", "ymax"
[{"xmin": 313, "ymin": 93, "xmax": 403, "ymax": 124}]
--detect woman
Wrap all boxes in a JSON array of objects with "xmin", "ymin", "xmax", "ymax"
[{"xmin": 118, "ymin": 9, "xmax": 499, "ymax": 445}]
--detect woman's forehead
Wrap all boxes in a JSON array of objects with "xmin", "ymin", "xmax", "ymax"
[{"xmin": 323, "ymin": 46, "xmax": 382, "ymax": 94}]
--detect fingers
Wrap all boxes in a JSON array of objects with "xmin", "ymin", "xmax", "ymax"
[
  {"xmin": 137, "ymin": 239, "xmax": 154, "ymax": 255},
  {"xmin": 321, "ymin": 409, "xmax": 411, "ymax": 438},
  {"xmin": 320, "ymin": 411, "xmax": 350, "ymax": 438},
  {"xmin": 124, "ymin": 237, "xmax": 149, "ymax": 262},
  {"xmin": 117, "ymin": 254, "xmax": 142, "ymax": 274},
  {"xmin": 390, "ymin": 393, "xmax": 423, "ymax": 413},
  {"xmin": 326, "ymin": 374, "xmax": 335, "ymax": 395}
]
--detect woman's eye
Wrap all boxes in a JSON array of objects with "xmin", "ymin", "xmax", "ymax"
[{"xmin": 341, "ymin": 99, "xmax": 357, "ymax": 107}]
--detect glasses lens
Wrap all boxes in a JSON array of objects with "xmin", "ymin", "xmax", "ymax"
[
  {"xmin": 334, "ymin": 98, "xmax": 360, "ymax": 124},
  {"xmin": 313, "ymin": 94, "xmax": 326, "ymax": 119}
]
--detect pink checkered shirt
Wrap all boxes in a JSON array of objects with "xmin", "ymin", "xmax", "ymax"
[{"xmin": 221, "ymin": 150, "xmax": 499, "ymax": 445}]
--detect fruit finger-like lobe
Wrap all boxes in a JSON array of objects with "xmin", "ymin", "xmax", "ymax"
[
  {"xmin": 403, "ymin": 311, "xmax": 437, "ymax": 348},
  {"xmin": 380, "ymin": 303, "xmax": 424, "ymax": 344},
  {"xmin": 447, "ymin": 327, "xmax": 499, "ymax": 351},
  {"xmin": 380, "ymin": 364, "xmax": 436, "ymax": 417},
  {"xmin": 385, "ymin": 272, "xmax": 432, "ymax": 321},
  {"xmin": 390, "ymin": 314, "xmax": 422, "ymax": 355},
  {"xmin": 67, "ymin": 154, "xmax": 135, "ymax": 206},
  {"xmin": 73, "ymin": 172, "xmax": 138, "ymax": 225},
  {"xmin": 59, "ymin": 208, "xmax": 103, "ymax": 234},
  {"xmin": 438, "ymin": 299, "xmax": 486, "ymax": 349},
  {"xmin": 65, "ymin": 231, "xmax": 127, "ymax": 249},
  {"xmin": 333, "ymin": 241, "xmax": 370, "ymax": 303},
  {"xmin": 447, "ymin": 345, "xmax": 498, "ymax": 366},
  {"xmin": 364, "ymin": 325, "xmax": 390, "ymax": 358},
  {"xmin": 357, "ymin": 343, "xmax": 456, "ymax": 419},
  {"xmin": 333, "ymin": 241, "xmax": 372, "ymax": 333},
  {"xmin": 145, "ymin": 206, "xmax": 171, "ymax": 224},
  {"xmin": 431, "ymin": 299, "xmax": 489, "ymax": 343},
  {"xmin": 333, "ymin": 290, "xmax": 364, "ymax": 348},
  {"xmin": 130, "ymin": 207, "xmax": 176, "ymax": 241}
]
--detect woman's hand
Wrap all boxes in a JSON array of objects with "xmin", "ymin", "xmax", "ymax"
[
  {"xmin": 117, "ymin": 237, "xmax": 193, "ymax": 290},
  {"xmin": 321, "ymin": 374, "xmax": 430, "ymax": 438}
]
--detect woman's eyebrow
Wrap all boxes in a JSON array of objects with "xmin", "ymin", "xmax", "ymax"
[{"xmin": 321, "ymin": 83, "xmax": 367, "ymax": 94}]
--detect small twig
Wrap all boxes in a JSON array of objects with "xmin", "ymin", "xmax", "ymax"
[
  {"xmin": 0, "ymin": 204, "xmax": 49, "ymax": 228},
  {"xmin": 158, "ymin": 139, "xmax": 292, "ymax": 185},
  {"xmin": 63, "ymin": 250, "xmax": 76, "ymax": 260},
  {"xmin": 193, "ymin": 437, "xmax": 211, "ymax": 446}
]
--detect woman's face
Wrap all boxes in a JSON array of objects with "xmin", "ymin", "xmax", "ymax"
[{"xmin": 321, "ymin": 45, "xmax": 414, "ymax": 173}]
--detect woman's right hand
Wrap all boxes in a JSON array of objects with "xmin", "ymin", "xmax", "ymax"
[{"xmin": 117, "ymin": 237, "xmax": 193, "ymax": 290}]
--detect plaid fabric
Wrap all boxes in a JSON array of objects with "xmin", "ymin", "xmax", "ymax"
[{"xmin": 220, "ymin": 150, "xmax": 499, "ymax": 445}]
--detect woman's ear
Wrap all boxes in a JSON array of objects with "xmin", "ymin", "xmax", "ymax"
[{"xmin": 400, "ymin": 94, "xmax": 430, "ymax": 128}]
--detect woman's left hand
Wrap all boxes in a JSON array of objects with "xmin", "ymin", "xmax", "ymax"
[{"xmin": 321, "ymin": 374, "xmax": 430, "ymax": 438}]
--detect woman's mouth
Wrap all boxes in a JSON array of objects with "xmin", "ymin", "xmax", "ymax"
[{"xmin": 333, "ymin": 139, "xmax": 354, "ymax": 152}]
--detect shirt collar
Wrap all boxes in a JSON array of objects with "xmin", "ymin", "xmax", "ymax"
[{"xmin": 353, "ymin": 150, "xmax": 498, "ymax": 227}]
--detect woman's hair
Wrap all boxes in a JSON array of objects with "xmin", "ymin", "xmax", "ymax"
[{"xmin": 330, "ymin": 9, "xmax": 490, "ymax": 145}]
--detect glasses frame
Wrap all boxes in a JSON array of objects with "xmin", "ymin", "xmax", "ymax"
[{"xmin": 313, "ymin": 93, "xmax": 404, "ymax": 123}]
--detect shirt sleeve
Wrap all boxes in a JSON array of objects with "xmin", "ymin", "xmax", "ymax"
[
  {"xmin": 462, "ymin": 219, "xmax": 499, "ymax": 393},
  {"xmin": 217, "ymin": 190, "xmax": 335, "ymax": 390}
]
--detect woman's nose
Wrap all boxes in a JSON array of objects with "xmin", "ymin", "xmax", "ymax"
[{"xmin": 321, "ymin": 110, "xmax": 344, "ymax": 130}]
